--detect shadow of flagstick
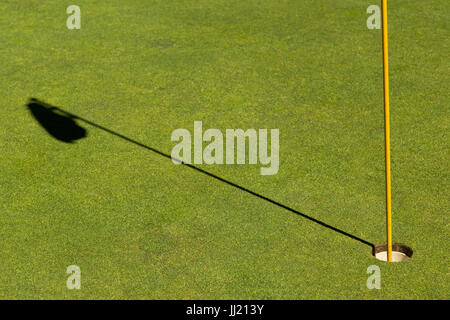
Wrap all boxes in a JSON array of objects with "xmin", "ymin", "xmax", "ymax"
[{"xmin": 28, "ymin": 98, "xmax": 375, "ymax": 251}]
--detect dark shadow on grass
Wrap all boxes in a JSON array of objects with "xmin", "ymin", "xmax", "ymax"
[
  {"xmin": 26, "ymin": 98, "xmax": 375, "ymax": 250},
  {"xmin": 27, "ymin": 98, "xmax": 86, "ymax": 143}
]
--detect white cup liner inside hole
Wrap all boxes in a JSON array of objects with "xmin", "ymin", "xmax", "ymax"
[{"xmin": 373, "ymin": 243, "xmax": 413, "ymax": 262}]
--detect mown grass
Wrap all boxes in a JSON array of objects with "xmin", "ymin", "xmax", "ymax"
[{"xmin": 0, "ymin": 0, "xmax": 448, "ymax": 299}]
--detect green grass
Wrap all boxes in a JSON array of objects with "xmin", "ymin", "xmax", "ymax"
[{"xmin": 0, "ymin": 0, "xmax": 448, "ymax": 299}]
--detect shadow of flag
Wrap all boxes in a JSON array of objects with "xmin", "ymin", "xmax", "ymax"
[{"xmin": 27, "ymin": 98, "xmax": 87, "ymax": 143}]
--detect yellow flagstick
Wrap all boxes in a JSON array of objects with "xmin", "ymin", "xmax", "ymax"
[{"xmin": 382, "ymin": 0, "xmax": 393, "ymax": 262}]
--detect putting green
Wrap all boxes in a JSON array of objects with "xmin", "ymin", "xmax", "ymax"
[{"xmin": 0, "ymin": 0, "xmax": 448, "ymax": 299}]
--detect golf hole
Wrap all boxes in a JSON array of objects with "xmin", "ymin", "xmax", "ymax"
[{"xmin": 373, "ymin": 243, "xmax": 413, "ymax": 262}]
